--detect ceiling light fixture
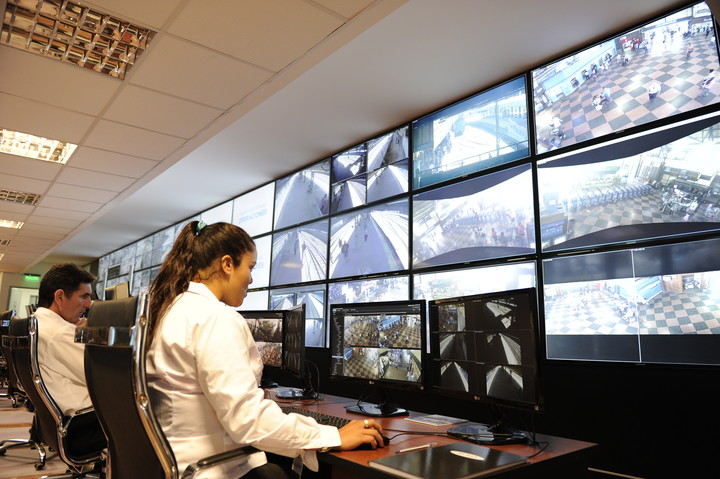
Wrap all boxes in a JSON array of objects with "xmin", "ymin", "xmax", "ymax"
[
  {"xmin": 0, "ymin": 219, "xmax": 24, "ymax": 229},
  {"xmin": 1, "ymin": 0, "xmax": 155, "ymax": 79},
  {"xmin": 0, "ymin": 187, "xmax": 42, "ymax": 205},
  {"xmin": 1, "ymin": 127, "xmax": 77, "ymax": 163}
]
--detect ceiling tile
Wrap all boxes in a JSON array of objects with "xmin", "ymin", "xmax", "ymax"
[
  {"xmin": 0, "ymin": 153, "xmax": 62, "ymax": 181},
  {"xmin": 18, "ymin": 222, "xmax": 74, "ymax": 235},
  {"xmin": 167, "ymin": 0, "xmax": 344, "ymax": 71},
  {"xmin": 0, "ymin": 203, "xmax": 32, "ymax": 217},
  {"xmin": 0, "ymin": 47, "xmax": 122, "ymax": 116},
  {"xmin": 83, "ymin": 119, "xmax": 186, "ymax": 160},
  {"xmin": 0, "ymin": 173, "xmax": 51, "ymax": 196},
  {"xmin": 55, "ymin": 167, "xmax": 136, "ymax": 192},
  {"xmin": 68, "ymin": 147, "xmax": 158, "ymax": 178},
  {"xmin": 0, "ymin": 93, "xmax": 96, "ymax": 144},
  {"xmin": 129, "ymin": 35, "xmax": 273, "ymax": 110},
  {"xmin": 80, "ymin": 0, "xmax": 185, "ymax": 29},
  {"xmin": 315, "ymin": 0, "xmax": 375, "ymax": 18},
  {"xmin": 37, "ymin": 196, "xmax": 103, "ymax": 214},
  {"xmin": 32, "ymin": 206, "xmax": 94, "ymax": 222},
  {"xmin": 46, "ymin": 183, "xmax": 119, "ymax": 204},
  {"xmin": 25, "ymin": 215, "xmax": 83, "ymax": 229},
  {"xmin": 104, "ymin": 85, "xmax": 223, "ymax": 138}
]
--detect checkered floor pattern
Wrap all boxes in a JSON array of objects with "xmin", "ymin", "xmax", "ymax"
[{"xmin": 537, "ymin": 34, "xmax": 719, "ymax": 147}]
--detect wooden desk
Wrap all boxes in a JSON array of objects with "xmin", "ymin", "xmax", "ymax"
[{"xmin": 272, "ymin": 393, "xmax": 598, "ymax": 479}]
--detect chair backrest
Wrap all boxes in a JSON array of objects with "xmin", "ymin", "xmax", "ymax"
[
  {"xmin": 79, "ymin": 292, "xmax": 178, "ymax": 479},
  {"xmin": 4, "ymin": 317, "xmax": 62, "ymax": 455}
]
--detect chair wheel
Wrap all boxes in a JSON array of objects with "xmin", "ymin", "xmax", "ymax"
[{"xmin": 35, "ymin": 463, "xmax": 45, "ymax": 470}]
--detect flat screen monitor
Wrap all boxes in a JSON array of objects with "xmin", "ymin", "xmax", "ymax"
[
  {"xmin": 277, "ymin": 304, "xmax": 317, "ymax": 399},
  {"xmin": 240, "ymin": 310, "xmax": 284, "ymax": 369},
  {"xmin": 270, "ymin": 285, "xmax": 326, "ymax": 348},
  {"xmin": 538, "ymin": 112, "xmax": 720, "ymax": 253},
  {"xmin": 232, "ymin": 183, "xmax": 275, "ymax": 237},
  {"xmin": 543, "ymin": 237, "xmax": 720, "ymax": 366},
  {"xmin": 274, "ymin": 159, "xmax": 330, "ymax": 230},
  {"xmin": 329, "ymin": 300, "xmax": 426, "ymax": 417},
  {"xmin": 412, "ymin": 76, "xmax": 529, "ymax": 189},
  {"xmin": 367, "ymin": 126, "xmax": 409, "ymax": 203},
  {"xmin": 428, "ymin": 288, "xmax": 542, "ymax": 444},
  {"xmin": 270, "ymin": 219, "xmax": 328, "ymax": 286},
  {"xmin": 329, "ymin": 198, "xmax": 409, "ymax": 279},
  {"xmin": 531, "ymin": 1, "xmax": 720, "ymax": 155},
  {"xmin": 413, "ymin": 163, "xmax": 535, "ymax": 268},
  {"xmin": 328, "ymin": 276, "xmax": 410, "ymax": 306},
  {"xmin": 104, "ymin": 281, "xmax": 130, "ymax": 300}
]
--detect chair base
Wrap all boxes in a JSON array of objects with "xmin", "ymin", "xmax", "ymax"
[{"xmin": 0, "ymin": 437, "xmax": 47, "ymax": 470}]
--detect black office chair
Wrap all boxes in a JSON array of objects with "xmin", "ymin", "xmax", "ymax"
[
  {"xmin": 1, "ymin": 309, "xmax": 26, "ymax": 407},
  {"xmin": 5, "ymin": 315, "xmax": 105, "ymax": 477},
  {"xmin": 77, "ymin": 292, "xmax": 258, "ymax": 479},
  {"xmin": 0, "ymin": 317, "xmax": 46, "ymax": 468}
]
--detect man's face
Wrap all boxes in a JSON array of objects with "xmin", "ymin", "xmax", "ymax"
[{"xmin": 56, "ymin": 283, "xmax": 93, "ymax": 324}]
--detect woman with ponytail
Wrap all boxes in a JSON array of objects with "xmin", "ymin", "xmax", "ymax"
[{"xmin": 146, "ymin": 221, "xmax": 384, "ymax": 479}]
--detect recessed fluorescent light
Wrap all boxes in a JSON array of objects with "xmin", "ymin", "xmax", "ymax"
[
  {"xmin": 1, "ymin": 0, "xmax": 155, "ymax": 79},
  {"xmin": 0, "ymin": 220, "xmax": 24, "ymax": 229},
  {"xmin": 1, "ymin": 128, "xmax": 77, "ymax": 164},
  {"xmin": 0, "ymin": 188, "xmax": 42, "ymax": 205}
]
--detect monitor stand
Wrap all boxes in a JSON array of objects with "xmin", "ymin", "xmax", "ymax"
[{"xmin": 345, "ymin": 386, "xmax": 409, "ymax": 417}]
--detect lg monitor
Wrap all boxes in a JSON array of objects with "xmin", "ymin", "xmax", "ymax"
[{"xmin": 329, "ymin": 300, "xmax": 426, "ymax": 417}]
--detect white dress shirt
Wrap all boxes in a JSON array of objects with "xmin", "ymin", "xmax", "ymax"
[
  {"xmin": 35, "ymin": 306, "xmax": 92, "ymax": 415},
  {"xmin": 147, "ymin": 282, "xmax": 341, "ymax": 479}
]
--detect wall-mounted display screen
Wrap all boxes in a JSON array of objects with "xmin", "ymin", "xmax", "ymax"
[
  {"xmin": 200, "ymin": 200, "xmax": 233, "ymax": 224},
  {"xmin": 240, "ymin": 290, "xmax": 269, "ymax": 310},
  {"xmin": 538, "ymin": 112, "xmax": 720, "ymax": 252},
  {"xmin": 543, "ymin": 237, "xmax": 720, "ymax": 365},
  {"xmin": 274, "ymin": 159, "xmax": 330, "ymax": 229},
  {"xmin": 251, "ymin": 235, "xmax": 271, "ymax": 289},
  {"xmin": 413, "ymin": 164, "xmax": 535, "ymax": 268},
  {"xmin": 233, "ymin": 183, "xmax": 275, "ymax": 237},
  {"xmin": 329, "ymin": 199, "xmax": 409, "ymax": 279},
  {"xmin": 328, "ymin": 276, "xmax": 409, "ymax": 306},
  {"xmin": 367, "ymin": 126, "xmax": 409, "ymax": 203},
  {"xmin": 532, "ymin": 1, "xmax": 720, "ymax": 154},
  {"xmin": 412, "ymin": 76, "xmax": 529, "ymax": 189},
  {"xmin": 414, "ymin": 262, "xmax": 537, "ymax": 304},
  {"xmin": 270, "ymin": 219, "xmax": 328, "ymax": 286},
  {"xmin": 270, "ymin": 284, "xmax": 326, "ymax": 347}
]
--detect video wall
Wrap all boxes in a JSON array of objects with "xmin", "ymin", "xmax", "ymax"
[{"xmin": 96, "ymin": 1, "xmax": 720, "ymax": 365}]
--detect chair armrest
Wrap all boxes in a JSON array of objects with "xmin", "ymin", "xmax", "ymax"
[{"xmin": 180, "ymin": 446, "xmax": 259, "ymax": 479}]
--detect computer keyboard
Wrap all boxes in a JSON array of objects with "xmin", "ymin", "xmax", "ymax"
[{"xmin": 281, "ymin": 406, "xmax": 351, "ymax": 428}]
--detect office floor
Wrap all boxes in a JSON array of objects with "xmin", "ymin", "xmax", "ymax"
[{"xmin": 0, "ymin": 390, "xmax": 67, "ymax": 479}]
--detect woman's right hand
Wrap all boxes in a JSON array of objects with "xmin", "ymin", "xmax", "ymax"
[{"xmin": 335, "ymin": 418, "xmax": 385, "ymax": 450}]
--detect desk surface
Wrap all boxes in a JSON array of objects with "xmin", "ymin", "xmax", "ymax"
[{"xmin": 270, "ymin": 391, "xmax": 597, "ymax": 479}]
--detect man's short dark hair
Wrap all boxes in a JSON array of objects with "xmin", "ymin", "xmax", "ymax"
[{"xmin": 38, "ymin": 263, "xmax": 96, "ymax": 308}]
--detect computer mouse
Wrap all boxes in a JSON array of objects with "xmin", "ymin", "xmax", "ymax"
[{"xmin": 355, "ymin": 435, "xmax": 390, "ymax": 450}]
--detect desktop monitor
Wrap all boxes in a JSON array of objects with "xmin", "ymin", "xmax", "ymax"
[
  {"xmin": 428, "ymin": 288, "xmax": 542, "ymax": 444},
  {"xmin": 329, "ymin": 300, "xmax": 426, "ymax": 417},
  {"xmin": 104, "ymin": 281, "xmax": 130, "ymax": 301},
  {"xmin": 277, "ymin": 304, "xmax": 317, "ymax": 399},
  {"xmin": 1, "ymin": 309, "xmax": 16, "ymax": 327},
  {"xmin": 241, "ymin": 310, "xmax": 284, "ymax": 368}
]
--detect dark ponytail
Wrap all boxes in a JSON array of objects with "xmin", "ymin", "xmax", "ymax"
[{"xmin": 148, "ymin": 221, "xmax": 254, "ymax": 345}]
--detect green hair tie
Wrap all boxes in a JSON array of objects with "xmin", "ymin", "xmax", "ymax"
[{"xmin": 194, "ymin": 220, "xmax": 207, "ymax": 236}]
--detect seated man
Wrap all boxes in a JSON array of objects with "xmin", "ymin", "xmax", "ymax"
[{"xmin": 35, "ymin": 263, "xmax": 106, "ymax": 454}]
